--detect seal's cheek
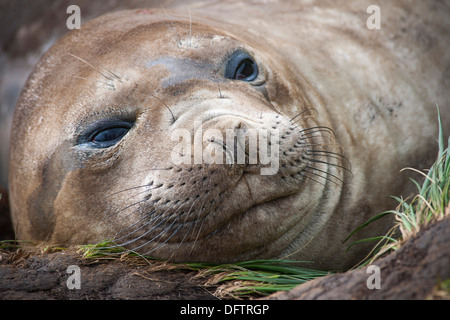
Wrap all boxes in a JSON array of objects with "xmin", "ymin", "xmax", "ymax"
[
  {"xmin": 26, "ymin": 141, "xmax": 79, "ymax": 241},
  {"xmin": 50, "ymin": 167, "xmax": 119, "ymax": 244}
]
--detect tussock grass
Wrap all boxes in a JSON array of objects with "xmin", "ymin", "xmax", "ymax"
[
  {"xmin": 0, "ymin": 240, "xmax": 32, "ymax": 250},
  {"xmin": 194, "ymin": 260, "xmax": 330, "ymax": 299},
  {"xmin": 393, "ymin": 108, "xmax": 449, "ymax": 237},
  {"xmin": 348, "ymin": 107, "xmax": 449, "ymax": 266},
  {"xmin": 77, "ymin": 241, "xmax": 330, "ymax": 299},
  {"xmin": 79, "ymin": 240, "xmax": 134, "ymax": 259}
]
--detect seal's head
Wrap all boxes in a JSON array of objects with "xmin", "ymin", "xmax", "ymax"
[{"xmin": 10, "ymin": 10, "xmax": 346, "ymax": 266}]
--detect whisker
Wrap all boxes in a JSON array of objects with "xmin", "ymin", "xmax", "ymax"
[
  {"xmin": 299, "ymin": 142, "xmax": 345, "ymax": 152},
  {"xmin": 134, "ymin": 167, "xmax": 177, "ymax": 175},
  {"xmin": 113, "ymin": 200, "xmax": 182, "ymax": 243},
  {"xmin": 101, "ymin": 184, "xmax": 165, "ymax": 221},
  {"xmin": 101, "ymin": 198, "xmax": 148, "ymax": 222},
  {"xmin": 303, "ymin": 158, "xmax": 352, "ymax": 181},
  {"xmin": 111, "ymin": 209, "xmax": 158, "ymax": 240},
  {"xmin": 165, "ymin": 197, "xmax": 201, "ymax": 260},
  {"xmin": 218, "ymin": 82, "xmax": 224, "ymax": 98},
  {"xmin": 106, "ymin": 180, "xmax": 160, "ymax": 197},
  {"xmin": 189, "ymin": 209, "xmax": 206, "ymax": 256},
  {"xmin": 151, "ymin": 224, "xmax": 184, "ymax": 255},
  {"xmin": 141, "ymin": 223, "xmax": 182, "ymax": 256},
  {"xmin": 304, "ymin": 153, "xmax": 352, "ymax": 173},
  {"xmin": 298, "ymin": 171, "xmax": 327, "ymax": 187},
  {"xmin": 119, "ymin": 197, "xmax": 199, "ymax": 256},
  {"xmin": 303, "ymin": 166, "xmax": 344, "ymax": 187},
  {"xmin": 149, "ymin": 94, "xmax": 176, "ymax": 123},
  {"xmin": 130, "ymin": 217, "xmax": 180, "ymax": 254},
  {"xmin": 111, "ymin": 213, "xmax": 172, "ymax": 251},
  {"xmin": 188, "ymin": 8, "xmax": 192, "ymax": 47},
  {"xmin": 67, "ymin": 53, "xmax": 115, "ymax": 81},
  {"xmin": 306, "ymin": 164, "xmax": 344, "ymax": 184},
  {"xmin": 299, "ymin": 126, "xmax": 336, "ymax": 137},
  {"xmin": 290, "ymin": 107, "xmax": 319, "ymax": 123},
  {"xmin": 97, "ymin": 64, "xmax": 122, "ymax": 82},
  {"xmin": 70, "ymin": 75, "xmax": 115, "ymax": 89},
  {"xmin": 168, "ymin": 218, "xmax": 195, "ymax": 259},
  {"xmin": 137, "ymin": 199, "xmax": 200, "ymax": 255}
]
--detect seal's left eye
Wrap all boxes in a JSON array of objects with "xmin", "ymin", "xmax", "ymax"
[
  {"xmin": 92, "ymin": 127, "xmax": 129, "ymax": 145},
  {"xmin": 225, "ymin": 51, "xmax": 258, "ymax": 82},
  {"xmin": 81, "ymin": 121, "xmax": 133, "ymax": 148}
]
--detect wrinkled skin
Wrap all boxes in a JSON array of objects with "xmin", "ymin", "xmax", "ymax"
[{"xmin": 6, "ymin": 1, "xmax": 450, "ymax": 270}]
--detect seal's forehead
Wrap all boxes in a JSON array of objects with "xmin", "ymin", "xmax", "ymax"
[
  {"xmin": 75, "ymin": 9, "xmax": 235, "ymax": 50},
  {"xmin": 55, "ymin": 9, "xmax": 243, "ymax": 72},
  {"xmin": 146, "ymin": 57, "xmax": 218, "ymax": 88},
  {"xmin": 40, "ymin": 10, "xmax": 250, "ymax": 93},
  {"xmin": 16, "ymin": 8, "xmax": 263, "ymax": 121}
]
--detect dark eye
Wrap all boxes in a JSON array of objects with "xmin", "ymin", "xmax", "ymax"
[
  {"xmin": 80, "ymin": 121, "xmax": 133, "ymax": 148},
  {"xmin": 92, "ymin": 127, "xmax": 129, "ymax": 145},
  {"xmin": 225, "ymin": 51, "xmax": 258, "ymax": 82}
]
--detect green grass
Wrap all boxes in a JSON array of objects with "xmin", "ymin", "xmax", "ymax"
[
  {"xmin": 192, "ymin": 260, "xmax": 330, "ymax": 299},
  {"xmin": 79, "ymin": 240, "xmax": 136, "ymax": 259},
  {"xmin": 77, "ymin": 241, "xmax": 330, "ymax": 298},
  {"xmin": 0, "ymin": 240, "xmax": 33, "ymax": 250}
]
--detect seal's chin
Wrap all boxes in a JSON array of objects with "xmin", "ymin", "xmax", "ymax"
[
  {"xmin": 111, "ymin": 154, "xmax": 327, "ymax": 263},
  {"xmin": 129, "ymin": 187, "xmax": 314, "ymax": 263}
]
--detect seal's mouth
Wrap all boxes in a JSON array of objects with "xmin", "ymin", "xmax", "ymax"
[{"xmin": 125, "ymin": 187, "xmax": 313, "ymax": 263}]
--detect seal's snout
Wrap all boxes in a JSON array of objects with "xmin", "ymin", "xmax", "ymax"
[{"xmin": 186, "ymin": 108, "xmax": 327, "ymax": 181}]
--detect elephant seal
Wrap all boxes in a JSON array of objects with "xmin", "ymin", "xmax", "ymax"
[{"xmin": 8, "ymin": 1, "xmax": 450, "ymax": 270}]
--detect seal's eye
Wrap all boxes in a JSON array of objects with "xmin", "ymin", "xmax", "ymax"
[
  {"xmin": 92, "ymin": 127, "xmax": 129, "ymax": 146},
  {"xmin": 225, "ymin": 51, "xmax": 258, "ymax": 82},
  {"xmin": 81, "ymin": 121, "xmax": 133, "ymax": 148}
]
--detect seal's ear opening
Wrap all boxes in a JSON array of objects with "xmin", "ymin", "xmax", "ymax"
[{"xmin": 224, "ymin": 51, "xmax": 258, "ymax": 82}]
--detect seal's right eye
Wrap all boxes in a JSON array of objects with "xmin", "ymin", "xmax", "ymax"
[
  {"xmin": 225, "ymin": 51, "xmax": 258, "ymax": 82},
  {"xmin": 79, "ymin": 120, "xmax": 133, "ymax": 148}
]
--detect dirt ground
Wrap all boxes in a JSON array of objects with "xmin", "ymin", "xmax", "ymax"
[
  {"xmin": 1, "ymin": 187, "xmax": 449, "ymax": 300},
  {"xmin": 0, "ymin": 248, "xmax": 218, "ymax": 300}
]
